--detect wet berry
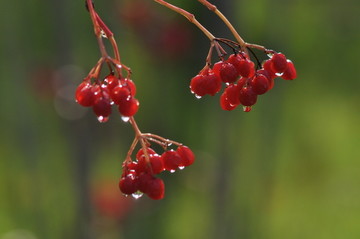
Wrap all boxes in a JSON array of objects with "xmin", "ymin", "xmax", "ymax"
[
  {"xmin": 146, "ymin": 177, "xmax": 165, "ymax": 200},
  {"xmin": 119, "ymin": 174, "xmax": 139, "ymax": 195},
  {"xmin": 239, "ymin": 86, "xmax": 258, "ymax": 106},
  {"xmin": 176, "ymin": 146, "xmax": 195, "ymax": 167},
  {"xmin": 271, "ymin": 53, "xmax": 288, "ymax": 73},
  {"xmin": 161, "ymin": 150, "xmax": 182, "ymax": 171},
  {"xmin": 281, "ymin": 60, "xmax": 297, "ymax": 80},
  {"xmin": 249, "ymin": 74, "xmax": 270, "ymax": 95},
  {"xmin": 118, "ymin": 97, "xmax": 139, "ymax": 116}
]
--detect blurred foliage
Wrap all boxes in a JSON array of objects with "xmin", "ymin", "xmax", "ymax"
[{"xmin": 0, "ymin": 0, "xmax": 359, "ymax": 238}]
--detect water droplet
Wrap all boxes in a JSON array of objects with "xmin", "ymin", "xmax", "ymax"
[
  {"xmin": 100, "ymin": 30, "xmax": 108, "ymax": 38},
  {"xmin": 132, "ymin": 191, "xmax": 143, "ymax": 199},
  {"xmin": 178, "ymin": 166, "xmax": 185, "ymax": 170},
  {"xmin": 121, "ymin": 116, "xmax": 130, "ymax": 122},
  {"xmin": 275, "ymin": 72, "xmax": 283, "ymax": 76},
  {"xmin": 170, "ymin": 169, "xmax": 176, "ymax": 173},
  {"xmin": 267, "ymin": 53, "xmax": 274, "ymax": 58},
  {"xmin": 97, "ymin": 116, "xmax": 109, "ymax": 123},
  {"xmin": 195, "ymin": 94, "xmax": 202, "ymax": 99},
  {"xmin": 243, "ymin": 106, "xmax": 252, "ymax": 112},
  {"xmin": 167, "ymin": 143, "xmax": 173, "ymax": 147}
]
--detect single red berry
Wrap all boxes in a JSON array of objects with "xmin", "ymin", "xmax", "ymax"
[
  {"xmin": 271, "ymin": 53, "xmax": 288, "ymax": 73},
  {"xmin": 176, "ymin": 146, "xmax": 195, "ymax": 167},
  {"xmin": 118, "ymin": 97, "xmax": 139, "ymax": 117},
  {"xmin": 150, "ymin": 154, "xmax": 164, "ymax": 174},
  {"xmin": 136, "ymin": 147, "xmax": 157, "ymax": 160},
  {"xmin": 119, "ymin": 174, "xmax": 139, "ymax": 195},
  {"xmin": 137, "ymin": 172, "xmax": 153, "ymax": 193},
  {"xmin": 104, "ymin": 74, "xmax": 120, "ymax": 91},
  {"xmin": 236, "ymin": 59, "xmax": 255, "ymax": 78},
  {"xmin": 262, "ymin": 60, "xmax": 277, "ymax": 79},
  {"xmin": 190, "ymin": 70, "xmax": 221, "ymax": 97},
  {"xmin": 237, "ymin": 77, "xmax": 248, "ymax": 89},
  {"xmin": 121, "ymin": 78, "xmax": 137, "ymax": 96},
  {"xmin": 220, "ymin": 91, "xmax": 237, "ymax": 111},
  {"xmin": 135, "ymin": 156, "xmax": 149, "ymax": 174},
  {"xmin": 249, "ymin": 74, "xmax": 270, "ymax": 95},
  {"xmin": 214, "ymin": 62, "xmax": 238, "ymax": 83},
  {"xmin": 239, "ymin": 86, "xmax": 258, "ymax": 106},
  {"xmin": 92, "ymin": 96, "xmax": 112, "ymax": 119},
  {"xmin": 161, "ymin": 150, "xmax": 182, "ymax": 171},
  {"xmin": 75, "ymin": 82, "xmax": 96, "ymax": 107},
  {"xmin": 146, "ymin": 177, "xmax": 165, "ymax": 200},
  {"xmin": 281, "ymin": 60, "xmax": 297, "ymax": 80},
  {"xmin": 224, "ymin": 84, "xmax": 241, "ymax": 105},
  {"xmin": 111, "ymin": 85, "xmax": 131, "ymax": 105}
]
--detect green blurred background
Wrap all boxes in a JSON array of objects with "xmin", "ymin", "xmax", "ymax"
[{"xmin": 0, "ymin": 0, "xmax": 359, "ymax": 238}]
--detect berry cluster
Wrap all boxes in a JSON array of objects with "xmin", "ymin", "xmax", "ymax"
[
  {"xmin": 191, "ymin": 51, "xmax": 297, "ymax": 112},
  {"xmin": 75, "ymin": 74, "xmax": 139, "ymax": 122},
  {"xmin": 119, "ymin": 145, "xmax": 195, "ymax": 200}
]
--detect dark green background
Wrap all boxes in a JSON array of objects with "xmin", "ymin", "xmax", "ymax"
[{"xmin": 0, "ymin": 0, "xmax": 359, "ymax": 238}]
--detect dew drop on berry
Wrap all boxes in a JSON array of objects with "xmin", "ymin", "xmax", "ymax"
[
  {"xmin": 121, "ymin": 116, "xmax": 130, "ymax": 122},
  {"xmin": 178, "ymin": 166, "xmax": 185, "ymax": 170},
  {"xmin": 97, "ymin": 116, "xmax": 109, "ymax": 123},
  {"xmin": 275, "ymin": 72, "xmax": 283, "ymax": 76},
  {"xmin": 170, "ymin": 169, "xmax": 176, "ymax": 173},
  {"xmin": 131, "ymin": 191, "xmax": 144, "ymax": 199},
  {"xmin": 243, "ymin": 106, "xmax": 252, "ymax": 112},
  {"xmin": 195, "ymin": 94, "xmax": 202, "ymax": 99}
]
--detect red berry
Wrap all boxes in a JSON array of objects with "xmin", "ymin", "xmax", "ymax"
[
  {"xmin": 190, "ymin": 69, "xmax": 221, "ymax": 97},
  {"xmin": 161, "ymin": 150, "xmax": 182, "ymax": 171},
  {"xmin": 262, "ymin": 60, "xmax": 277, "ymax": 79},
  {"xmin": 249, "ymin": 74, "xmax": 270, "ymax": 95},
  {"xmin": 75, "ymin": 82, "xmax": 96, "ymax": 107},
  {"xmin": 176, "ymin": 146, "xmax": 195, "ymax": 167},
  {"xmin": 121, "ymin": 78, "xmax": 137, "ymax": 96},
  {"xmin": 118, "ymin": 97, "xmax": 139, "ymax": 117},
  {"xmin": 136, "ymin": 147, "xmax": 157, "ymax": 160},
  {"xmin": 216, "ymin": 62, "xmax": 238, "ymax": 83},
  {"xmin": 239, "ymin": 86, "xmax": 258, "ymax": 106},
  {"xmin": 236, "ymin": 59, "xmax": 255, "ymax": 78},
  {"xmin": 271, "ymin": 53, "xmax": 288, "ymax": 73},
  {"xmin": 220, "ymin": 91, "xmax": 237, "ymax": 111},
  {"xmin": 224, "ymin": 84, "xmax": 240, "ymax": 105},
  {"xmin": 137, "ymin": 173, "xmax": 153, "ymax": 193},
  {"xmin": 281, "ymin": 60, "xmax": 297, "ymax": 80},
  {"xmin": 93, "ymin": 96, "xmax": 112, "ymax": 119},
  {"xmin": 146, "ymin": 177, "xmax": 165, "ymax": 200},
  {"xmin": 111, "ymin": 85, "xmax": 131, "ymax": 105},
  {"xmin": 150, "ymin": 154, "xmax": 164, "ymax": 174},
  {"xmin": 104, "ymin": 74, "xmax": 120, "ymax": 91},
  {"xmin": 119, "ymin": 174, "xmax": 139, "ymax": 195}
]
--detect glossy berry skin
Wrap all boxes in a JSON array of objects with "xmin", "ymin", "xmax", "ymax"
[
  {"xmin": 239, "ymin": 86, "xmax": 258, "ymax": 106},
  {"xmin": 75, "ymin": 82, "xmax": 96, "ymax": 107},
  {"xmin": 213, "ymin": 62, "xmax": 238, "ymax": 83},
  {"xmin": 105, "ymin": 74, "xmax": 120, "ymax": 91},
  {"xmin": 250, "ymin": 74, "xmax": 270, "ymax": 95},
  {"xmin": 190, "ymin": 69, "xmax": 222, "ymax": 97},
  {"xmin": 235, "ymin": 59, "xmax": 255, "ymax": 78},
  {"xmin": 118, "ymin": 97, "xmax": 139, "ymax": 117},
  {"xmin": 161, "ymin": 150, "xmax": 182, "ymax": 171},
  {"xmin": 146, "ymin": 177, "xmax": 165, "ymax": 200},
  {"xmin": 150, "ymin": 154, "xmax": 165, "ymax": 174},
  {"xmin": 220, "ymin": 92, "xmax": 237, "ymax": 111},
  {"xmin": 136, "ymin": 147, "xmax": 157, "ymax": 160},
  {"xmin": 111, "ymin": 86, "xmax": 131, "ymax": 105},
  {"xmin": 224, "ymin": 84, "xmax": 240, "ymax": 105},
  {"xmin": 93, "ymin": 96, "xmax": 112, "ymax": 118},
  {"xmin": 119, "ymin": 174, "xmax": 139, "ymax": 195},
  {"xmin": 262, "ymin": 60, "xmax": 277, "ymax": 80},
  {"xmin": 271, "ymin": 53, "xmax": 288, "ymax": 73},
  {"xmin": 281, "ymin": 60, "xmax": 297, "ymax": 80},
  {"xmin": 176, "ymin": 146, "xmax": 195, "ymax": 167}
]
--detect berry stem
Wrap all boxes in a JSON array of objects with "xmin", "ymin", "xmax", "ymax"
[
  {"xmin": 154, "ymin": 0, "xmax": 215, "ymax": 41},
  {"xmin": 197, "ymin": 0, "xmax": 246, "ymax": 48}
]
